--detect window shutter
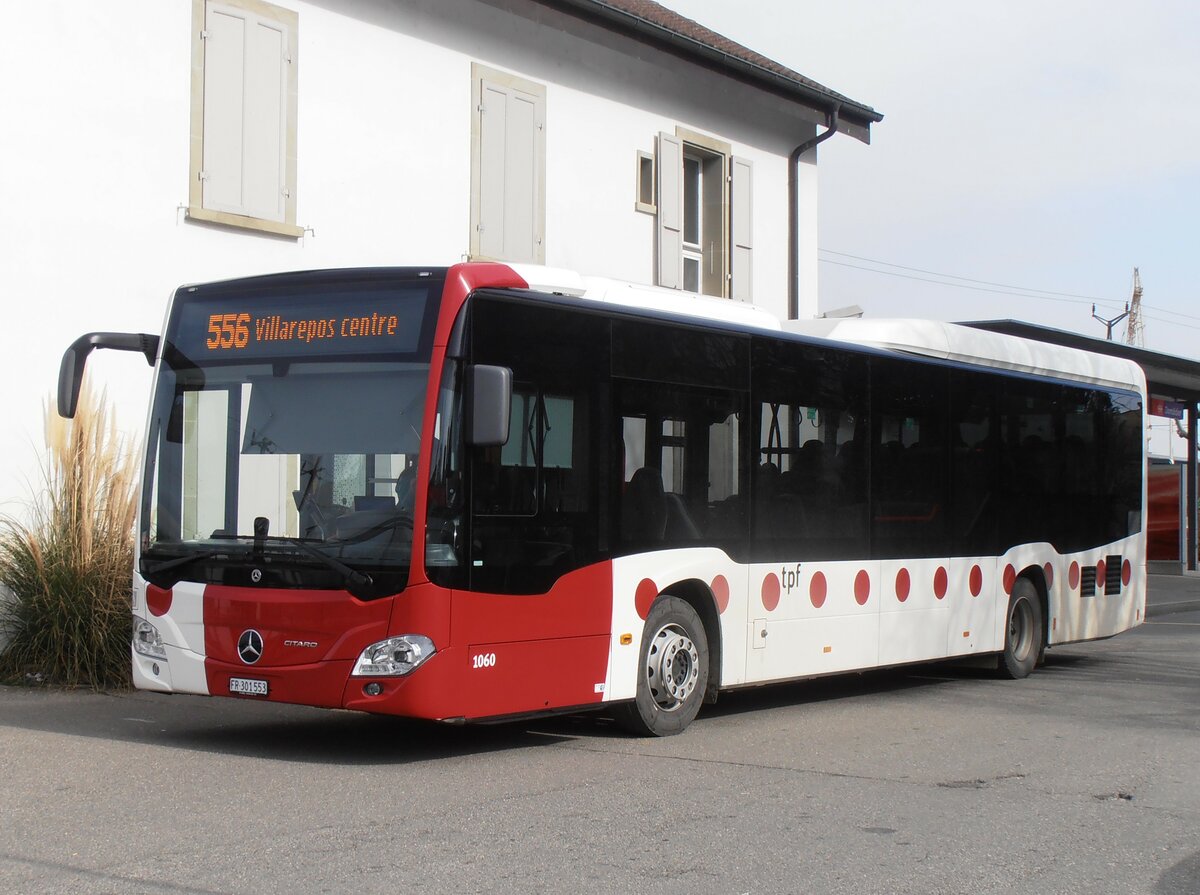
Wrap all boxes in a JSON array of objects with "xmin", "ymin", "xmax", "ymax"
[
  {"xmin": 656, "ymin": 132, "xmax": 683, "ymax": 290},
  {"xmin": 202, "ymin": 2, "xmax": 289, "ymax": 223},
  {"xmin": 476, "ymin": 78, "xmax": 544, "ymax": 263},
  {"xmin": 731, "ymin": 156, "xmax": 754, "ymax": 302},
  {"xmin": 477, "ymin": 82, "xmax": 509, "ymax": 261}
]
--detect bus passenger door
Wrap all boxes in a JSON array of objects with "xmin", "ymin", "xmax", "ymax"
[
  {"xmin": 873, "ymin": 360, "xmax": 953, "ymax": 665},
  {"xmin": 747, "ymin": 342, "xmax": 876, "ymax": 682},
  {"xmin": 614, "ymin": 379, "xmax": 751, "ymax": 689}
]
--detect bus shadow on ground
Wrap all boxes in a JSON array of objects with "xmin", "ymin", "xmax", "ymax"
[
  {"xmin": 0, "ymin": 686, "xmax": 578, "ymax": 765},
  {"xmin": 160, "ymin": 712, "xmax": 581, "ymax": 764},
  {"xmin": 153, "ymin": 665, "xmax": 995, "ymax": 755},
  {"xmin": 691, "ymin": 665, "xmax": 962, "ymax": 722},
  {"xmin": 540, "ymin": 657, "xmax": 1064, "ymax": 735},
  {"xmin": 0, "ymin": 649, "xmax": 1142, "ymax": 762}
]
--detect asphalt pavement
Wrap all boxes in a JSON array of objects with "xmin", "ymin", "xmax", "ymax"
[{"xmin": 1146, "ymin": 571, "xmax": 1200, "ymax": 617}]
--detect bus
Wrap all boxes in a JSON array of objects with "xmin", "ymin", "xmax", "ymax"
[{"xmin": 58, "ymin": 263, "xmax": 1146, "ymax": 735}]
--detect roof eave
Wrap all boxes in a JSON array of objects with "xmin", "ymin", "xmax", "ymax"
[{"xmin": 533, "ymin": 0, "xmax": 882, "ymax": 144}]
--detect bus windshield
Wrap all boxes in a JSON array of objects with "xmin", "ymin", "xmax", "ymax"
[{"xmin": 139, "ymin": 271, "xmax": 443, "ymax": 598}]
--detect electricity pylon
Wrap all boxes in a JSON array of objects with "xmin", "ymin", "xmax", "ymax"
[{"xmin": 1124, "ymin": 268, "xmax": 1144, "ymax": 347}]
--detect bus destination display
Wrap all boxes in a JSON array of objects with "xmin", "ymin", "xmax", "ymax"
[
  {"xmin": 171, "ymin": 284, "xmax": 434, "ymax": 362},
  {"xmin": 205, "ymin": 310, "xmax": 401, "ymax": 350}
]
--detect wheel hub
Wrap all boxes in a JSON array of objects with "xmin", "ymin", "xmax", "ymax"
[
  {"xmin": 646, "ymin": 624, "xmax": 700, "ymax": 710},
  {"xmin": 1010, "ymin": 600, "xmax": 1033, "ymax": 660}
]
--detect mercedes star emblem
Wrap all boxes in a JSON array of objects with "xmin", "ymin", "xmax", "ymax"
[
  {"xmin": 251, "ymin": 569, "xmax": 263, "ymax": 583},
  {"xmin": 237, "ymin": 629, "xmax": 264, "ymax": 665}
]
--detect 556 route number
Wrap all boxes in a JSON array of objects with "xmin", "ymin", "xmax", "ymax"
[{"xmin": 207, "ymin": 313, "xmax": 250, "ymax": 350}]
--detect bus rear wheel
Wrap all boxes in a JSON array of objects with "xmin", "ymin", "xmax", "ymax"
[
  {"xmin": 999, "ymin": 577, "xmax": 1043, "ymax": 679},
  {"xmin": 616, "ymin": 596, "xmax": 709, "ymax": 736}
]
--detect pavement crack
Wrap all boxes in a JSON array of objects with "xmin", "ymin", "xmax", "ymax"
[
  {"xmin": 0, "ymin": 851, "xmax": 230, "ymax": 895},
  {"xmin": 559, "ymin": 741, "xmax": 1023, "ymax": 791}
]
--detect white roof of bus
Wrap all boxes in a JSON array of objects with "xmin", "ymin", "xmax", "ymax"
[
  {"xmin": 504, "ymin": 266, "xmax": 1144, "ymax": 394},
  {"xmin": 786, "ymin": 318, "xmax": 1146, "ymax": 393},
  {"xmin": 507, "ymin": 264, "xmax": 783, "ymax": 333}
]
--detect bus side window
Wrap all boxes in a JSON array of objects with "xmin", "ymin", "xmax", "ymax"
[
  {"xmin": 616, "ymin": 383, "xmax": 745, "ymax": 551},
  {"xmin": 750, "ymin": 339, "xmax": 868, "ymax": 562},
  {"xmin": 950, "ymin": 374, "xmax": 998, "ymax": 556},
  {"xmin": 870, "ymin": 358, "xmax": 949, "ymax": 560}
]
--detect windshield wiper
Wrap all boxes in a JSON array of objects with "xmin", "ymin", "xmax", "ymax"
[
  {"xmin": 257, "ymin": 535, "xmax": 375, "ymax": 594},
  {"xmin": 326, "ymin": 511, "xmax": 414, "ymax": 546}
]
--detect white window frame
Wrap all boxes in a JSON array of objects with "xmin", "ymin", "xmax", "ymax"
[{"xmin": 187, "ymin": 0, "xmax": 301, "ymax": 238}]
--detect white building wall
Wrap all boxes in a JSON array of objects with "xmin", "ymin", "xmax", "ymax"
[{"xmin": 0, "ymin": 0, "xmax": 822, "ymax": 515}]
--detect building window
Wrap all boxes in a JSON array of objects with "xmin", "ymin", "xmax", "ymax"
[
  {"xmin": 655, "ymin": 129, "xmax": 753, "ymax": 301},
  {"xmin": 188, "ymin": 0, "xmax": 301, "ymax": 238},
  {"xmin": 635, "ymin": 150, "xmax": 656, "ymax": 214},
  {"xmin": 470, "ymin": 63, "xmax": 546, "ymax": 264},
  {"xmin": 682, "ymin": 146, "xmax": 725, "ymax": 294}
]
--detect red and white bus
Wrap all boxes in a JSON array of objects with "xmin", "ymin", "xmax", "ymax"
[{"xmin": 59, "ymin": 263, "xmax": 1146, "ymax": 735}]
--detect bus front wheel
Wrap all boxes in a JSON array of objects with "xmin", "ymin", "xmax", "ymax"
[
  {"xmin": 617, "ymin": 596, "xmax": 709, "ymax": 736},
  {"xmin": 999, "ymin": 577, "xmax": 1043, "ymax": 679}
]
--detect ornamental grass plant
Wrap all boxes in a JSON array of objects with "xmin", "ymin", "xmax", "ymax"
[{"xmin": 0, "ymin": 386, "xmax": 138, "ymax": 689}]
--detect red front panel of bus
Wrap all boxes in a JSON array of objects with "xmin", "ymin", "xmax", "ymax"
[
  {"xmin": 343, "ymin": 561, "xmax": 614, "ymax": 720},
  {"xmin": 203, "ymin": 584, "xmax": 392, "ymax": 707},
  {"xmin": 201, "ymin": 559, "xmax": 613, "ymax": 721}
]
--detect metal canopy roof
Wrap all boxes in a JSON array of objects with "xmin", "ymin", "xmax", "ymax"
[{"xmin": 964, "ymin": 320, "xmax": 1200, "ymax": 404}]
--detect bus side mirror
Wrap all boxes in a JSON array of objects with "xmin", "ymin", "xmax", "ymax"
[
  {"xmin": 466, "ymin": 364, "xmax": 512, "ymax": 447},
  {"xmin": 58, "ymin": 342, "xmax": 87, "ymax": 420},
  {"xmin": 58, "ymin": 332, "xmax": 160, "ymax": 418}
]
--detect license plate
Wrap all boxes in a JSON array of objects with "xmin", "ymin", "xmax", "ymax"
[{"xmin": 229, "ymin": 677, "xmax": 269, "ymax": 696}]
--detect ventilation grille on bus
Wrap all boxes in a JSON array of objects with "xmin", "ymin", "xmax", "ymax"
[
  {"xmin": 1080, "ymin": 566, "xmax": 1097, "ymax": 597},
  {"xmin": 1106, "ymin": 555, "xmax": 1123, "ymax": 594}
]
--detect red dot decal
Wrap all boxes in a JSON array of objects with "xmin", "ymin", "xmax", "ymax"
[
  {"xmin": 809, "ymin": 572, "xmax": 827, "ymax": 609},
  {"xmin": 1069, "ymin": 561, "xmax": 1080, "ymax": 590},
  {"xmin": 1044, "ymin": 563, "xmax": 1054, "ymax": 589},
  {"xmin": 761, "ymin": 574, "xmax": 781, "ymax": 612},
  {"xmin": 146, "ymin": 585, "xmax": 173, "ymax": 617},
  {"xmin": 634, "ymin": 578, "xmax": 658, "ymax": 620},
  {"xmin": 933, "ymin": 567, "xmax": 948, "ymax": 600},
  {"xmin": 1003, "ymin": 564, "xmax": 1016, "ymax": 595},
  {"xmin": 711, "ymin": 575, "xmax": 730, "ymax": 614},
  {"xmin": 1122, "ymin": 560, "xmax": 1131, "ymax": 586},
  {"xmin": 969, "ymin": 565, "xmax": 983, "ymax": 597},
  {"xmin": 854, "ymin": 570, "xmax": 871, "ymax": 606},
  {"xmin": 895, "ymin": 568, "xmax": 910, "ymax": 603},
  {"xmin": 1096, "ymin": 559, "xmax": 1106, "ymax": 590}
]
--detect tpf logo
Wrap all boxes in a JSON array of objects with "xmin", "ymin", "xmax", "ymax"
[{"xmin": 780, "ymin": 564, "xmax": 803, "ymax": 595}]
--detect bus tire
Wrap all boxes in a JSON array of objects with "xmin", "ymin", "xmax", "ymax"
[
  {"xmin": 999, "ymin": 577, "xmax": 1042, "ymax": 680},
  {"xmin": 616, "ymin": 596, "xmax": 709, "ymax": 736}
]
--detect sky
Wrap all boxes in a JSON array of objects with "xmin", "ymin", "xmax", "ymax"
[{"xmin": 663, "ymin": 0, "xmax": 1200, "ymax": 363}]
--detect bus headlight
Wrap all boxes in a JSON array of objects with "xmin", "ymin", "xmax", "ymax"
[
  {"xmin": 352, "ymin": 635, "xmax": 436, "ymax": 677},
  {"xmin": 133, "ymin": 616, "xmax": 167, "ymax": 660}
]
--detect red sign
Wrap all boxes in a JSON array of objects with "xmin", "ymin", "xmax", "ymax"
[{"xmin": 1149, "ymin": 398, "xmax": 1186, "ymax": 420}]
